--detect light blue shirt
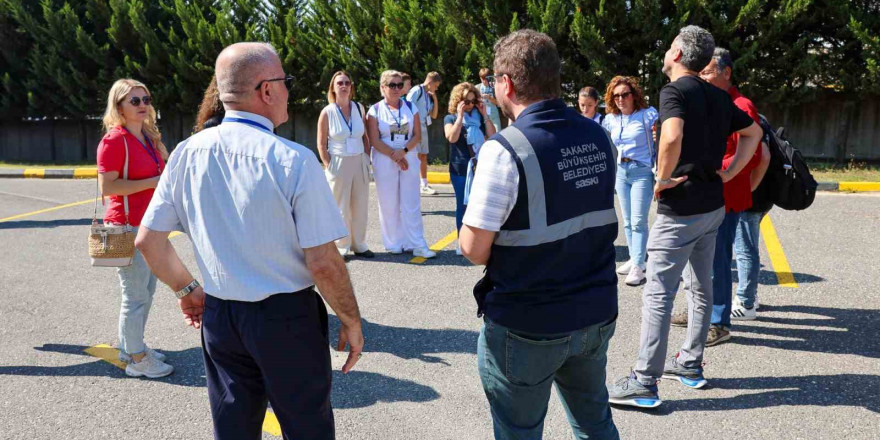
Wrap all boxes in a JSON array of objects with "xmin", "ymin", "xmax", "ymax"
[
  {"xmin": 602, "ymin": 107, "xmax": 659, "ymax": 167},
  {"xmin": 406, "ymin": 85, "xmax": 432, "ymax": 125},
  {"xmin": 141, "ymin": 110, "xmax": 348, "ymax": 302},
  {"xmin": 479, "ymin": 83, "xmax": 501, "ymax": 122}
]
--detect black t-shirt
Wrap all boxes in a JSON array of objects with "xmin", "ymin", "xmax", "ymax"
[
  {"xmin": 657, "ymin": 75, "xmax": 755, "ymax": 216},
  {"xmin": 444, "ymin": 112, "xmax": 485, "ymax": 176}
]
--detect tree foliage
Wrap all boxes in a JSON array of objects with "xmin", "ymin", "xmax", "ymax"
[{"xmin": 1, "ymin": 0, "xmax": 877, "ymax": 122}]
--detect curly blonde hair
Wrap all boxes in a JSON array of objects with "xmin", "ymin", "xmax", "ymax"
[
  {"xmin": 102, "ymin": 79, "xmax": 168, "ymax": 159},
  {"xmin": 447, "ymin": 82, "xmax": 480, "ymax": 114},
  {"xmin": 603, "ymin": 76, "xmax": 648, "ymax": 115}
]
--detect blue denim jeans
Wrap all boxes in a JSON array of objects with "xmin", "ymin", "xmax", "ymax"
[
  {"xmin": 711, "ymin": 211, "xmax": 741, "ymax": 327},
  {"xmin": 478, "ymin": 318, "xmax": 619, "ymax": 440},
  {"xmin": 450, "ymin": 172, "xmax": 467, "ymax": 232},
  {"xmin": 735, "ymin": 211, "xmax": 765, "ymax": 308},
  {"xmin": 116, "ymin": 245, "xmax": 158, "ymax": 356},
  {"xmin": 614, "ymin": 162, "xmax": 654, "ymax": 268}
]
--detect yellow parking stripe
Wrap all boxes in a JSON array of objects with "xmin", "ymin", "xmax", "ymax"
[
  {"xmin": 410, "ymin": 230, "xmax": 458, "ymax": 264},
  {"xmin": 83, "ymin": 344, "xmax": 281, "ymax": 436},
  {"xmin": 760, "ymin": 215, "xmax": 798, "ymax": 288},
  {"xmin": 0, "ymin": 198, "xmax": 98, "ymax": 223}
]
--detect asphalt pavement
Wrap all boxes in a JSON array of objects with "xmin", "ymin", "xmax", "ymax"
[{"xmin": 0, "ymin": 179, "xmax": 877, "ymax": 440}]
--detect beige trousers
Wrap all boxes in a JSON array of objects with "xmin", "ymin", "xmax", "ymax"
[{"xmin": 325, "ymin": 154, "xmax": 370, "ymax": 254}]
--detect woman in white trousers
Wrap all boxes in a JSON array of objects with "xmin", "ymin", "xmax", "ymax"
[
  {"xmin": 366, "ymin": 70, "xmax": 435, "ymax": 258},
  {"xmin": 318, "ymin": 71, "xmax": 374, "ymax": 258}
]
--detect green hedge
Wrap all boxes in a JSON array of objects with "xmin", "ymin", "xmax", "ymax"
[{"xmin": 1, "ymin": 0, "xmax": 878, "ymax": 122}]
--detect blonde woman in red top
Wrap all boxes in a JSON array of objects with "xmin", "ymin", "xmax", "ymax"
[{"xmin": 96, "ymin": 79, "xmax": 173, "ymax": 378}]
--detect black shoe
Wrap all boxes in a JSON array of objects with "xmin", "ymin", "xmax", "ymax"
[{"xmin": 354, "ymin": 250, "xmax": 375, "ymax": 259}]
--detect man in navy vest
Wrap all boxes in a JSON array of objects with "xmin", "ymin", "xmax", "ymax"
[{"xmin": 460, "ymin": 29, "xmax": 620, "ymax": 440}]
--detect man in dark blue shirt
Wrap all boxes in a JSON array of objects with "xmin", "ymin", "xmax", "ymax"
[{"xmin": 460, "ymin": 29, "xmax": 620, "ymax": 440}]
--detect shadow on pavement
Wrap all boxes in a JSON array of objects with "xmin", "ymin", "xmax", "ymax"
[
  {"xmin": 352, "ymin": 250, "xmax": 473, "ymax": 267},
  {"xmin": 329, "ymin": 315, "xmax": 478, "ymax": 365},
  {"xmin": 731, "ymin": 304, "xmax": 878, "ymax": 358},
  {"xmin": 332, "ymin": 370, "xmax": 440, "ymax": 409},
  {"xmin": 730, "ymin": 264, "xmax": 825, "ymax": 285},
  {"xmin": 661, "ymin": 374, "xmax": 879, "ymax": 414},
  {"xmin": 0, "ymin": 218, "xmax": 93, "ymax": 230}
]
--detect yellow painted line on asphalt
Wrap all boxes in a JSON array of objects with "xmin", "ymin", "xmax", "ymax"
[
  {"xmin": 74, "ymin": 168, "xmax": 98, "ymax": 179},
  {"xmin": 838, "ymin": 182, "xmax": 880, "ymax": 192},
  {"xmin": 0, "ymin": 198, "xmax": 98, "ymax": 223},
  {"xmin": 410, "ymin": 230, "xmax": 458, "ymax": 264},
  {"xmin": 760, "ymin": 215, "xmax": 798, "ymax": 288},
  {"xmin": 169, "ymin": 231, "xmax": 183, "ymax": 238},
  {"xmin": 22, "ymin": 168, "xmax": 45, "ymax": 178},
  {"xmin": 83, "ymin": 344, "xmax": 281, "ymax": 436}
]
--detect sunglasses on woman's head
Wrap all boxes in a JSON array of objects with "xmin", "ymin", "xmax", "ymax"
[
  {"xmin": 612, "ymin": 91, "xmax": 632, "ymax": 100},
  {"xmin": 128, "ymin": 96, "xmax": 152, "ymax": 107},
  {"xmin": 336, "ymin": 80, "xmax": 352, "ymax": 87},
  {"xmin": 386, "ymin": 82, "xmax": 405, "ymax": 90}
]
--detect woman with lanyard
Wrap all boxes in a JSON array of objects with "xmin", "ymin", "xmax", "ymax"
[
  {"xmin": 578, "ymin": 86, "xmax": 604, "ymax": 123},
  {"xmin": 444, "ymin": 82, "xmax": 495, "ymax": 255},
  {"xmin": 96, "ymin": 79, "xmax": 172, "ymax": 378},
  {"xmin": 601, "ymin": 76, "xmax": 658, "ymax": 286},
  {"xmin": 366, "ymin": 70, "xmax": 435, "ymax": 259},
  {"xmin": 317, "ymin": 71, "xmax": 374, "ymax": 259}
]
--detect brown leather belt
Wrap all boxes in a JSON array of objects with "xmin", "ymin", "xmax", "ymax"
[{"xmin": 620, "ymin": 157, "xmax": 633, "ymax": 163}]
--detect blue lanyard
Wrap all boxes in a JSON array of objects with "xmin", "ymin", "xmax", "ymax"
[
  {"xmin": 222, "ymin": 117, "xmax": 273, "ymax": 133},
  {"xmin": 335, "ymin": 103, "xmax": 353, "ymax": 137},
  {"xmin": 385, "ymin": 101, "xmax": 402, "ymax": 129},
  {"xmin": 123, "ymin": 128, "xmax": 161, "ymax": 173}
]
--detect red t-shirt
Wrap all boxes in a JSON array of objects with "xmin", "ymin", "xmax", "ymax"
[
  {"xmin": 721, "ymin": 87, "xmax": 761, "ymax": 212},
  {"xmin": 96, "ymin": 126, "xmax": 166, "ymax": 226}
]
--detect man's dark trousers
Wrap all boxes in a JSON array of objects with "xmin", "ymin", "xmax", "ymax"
[{"xmin": 202, "ymin": 288, "xmax": 334, "ymax": 440}]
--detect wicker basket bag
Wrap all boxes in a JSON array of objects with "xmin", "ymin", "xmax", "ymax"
[{"xmin": 89, "ymin": 136, "xmax": 135, "ymax": 267}]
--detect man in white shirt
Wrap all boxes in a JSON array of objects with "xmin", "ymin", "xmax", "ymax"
[
  {"xmin": 135, "ymin": 42, "xmax": 363, "ymax": 440},
  {"xmin": 407, "ymin": 72, "xmax": 442, "ymax": 194}
]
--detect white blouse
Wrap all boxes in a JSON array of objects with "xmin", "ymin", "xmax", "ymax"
[
  {"xmin": 367, "ymin": 99, "xmax": 419, "ymax": 150},
  {"xmin": 324, "ymin": 101, "xmax": 366, "ymax": 156}
]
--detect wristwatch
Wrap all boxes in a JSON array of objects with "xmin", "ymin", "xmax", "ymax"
[
  {"xmin": 657, "ymin": 178, "xmax": 673, "ymax": 185},
  {"xmin": 174, "ymin": 279, "xmax": 200, "ymax": 299},
  {"xmin": 403, "ymin": 146, "xmax": 410, "ymax": 153}
]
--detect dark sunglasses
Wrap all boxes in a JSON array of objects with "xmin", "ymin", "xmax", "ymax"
[
  {"xmin": 127, "ymin": 95, "xmax": 152, "ymax": 107},
  {"xmin": 463, "ymin": 99, "xmax": 477, "ymax": 105},
  {"xmin": 612, "ymin": 91, "xmax": 633, "ymax": 100},
  {"xmin": 254, "ymin": 75, "xmax": 295, "ymax": 91},
  {"xmin": 336, "ymin": 80, "xmax": 352, "ymax": 87},
  {"xmin": 386, "ymin": 82, "xmax": 405, "ymax": 90}
]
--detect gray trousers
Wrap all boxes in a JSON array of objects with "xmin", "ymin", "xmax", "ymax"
[{"xmin": 633, "ymin": 207, "xmax": 725, "ymax": 385}]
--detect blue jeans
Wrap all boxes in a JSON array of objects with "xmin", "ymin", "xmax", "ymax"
[
  {"xmin": 450, "ymin": 172, "xmax": 467, "ymax": 232},
  {"xmin": 735, "ymin": 211, "xmax": 765, "ymax": 308},
  {"xmin": 711, "ymin": 211, "xmax": 741, "ymax": 327},
  {"xmin": 478, "ymin": 318, "xmax": 619, "ymax": 440},
  {"xmin": 614, "ymin": 162, "xmax": 654, "ymax": 268},
  {"xmin": 116, "ymin": 246, "xmax": 158, "ymax": 356}
]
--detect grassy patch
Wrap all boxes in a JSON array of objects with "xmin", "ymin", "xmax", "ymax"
[
  {"xmin": 0, "ymin": 161, "xmax": 95, "ymax": 169},
  {"xmin": 807, "ymin": 159, "xmax": 880, "ymax": 182}
]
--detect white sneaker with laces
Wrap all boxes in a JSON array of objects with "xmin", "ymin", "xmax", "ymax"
[
  {"xmin": 125, "ymin": 352, "xmax": 174, "ymax": 378},
  {"xmin": 625, "ymin": 265, "xmax": 646, "ymax": 286},
  {"xmin": 731, "ymin": 302, "xmax": 757, "ymax": 320},
  {"xmin": 119, "ymin": 346, "xmax": 166, "ymax": 363},
  {"xmin": 420, "ymin": 185, "xmax": 437, "ymax": 195},
  {"xmin": 413, "ymin": 247, "xmax": 437, "ymax": 258},
  {"xmin": 616, "ymin": 260, "xmax": 633, "ymax": 275}
]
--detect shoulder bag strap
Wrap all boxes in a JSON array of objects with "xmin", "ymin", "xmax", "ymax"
[{"xmin": 122, "ymin": 136, "xmax": 131, "ymax": 227}]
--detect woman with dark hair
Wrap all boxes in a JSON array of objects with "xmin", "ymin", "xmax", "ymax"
[
  {"xmin": 578, "ymin": 86, "xmax": 603, "ymax": 123},
  {"xmin": 194, "ymin": 76, "xmax": 224, "ymax": 132},
  {"xmin": 601, "ymin": 76, "xmax": 658, "ymax": 286}
]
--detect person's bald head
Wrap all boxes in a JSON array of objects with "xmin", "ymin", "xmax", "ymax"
[{"xmin": 215, "ymin": 42, "xmax": 282, "ymax": 104}]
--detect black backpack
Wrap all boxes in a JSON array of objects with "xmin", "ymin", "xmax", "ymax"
[{"xmin": 756, "ymin": 114, "xmax": 817, "ymax": 211}]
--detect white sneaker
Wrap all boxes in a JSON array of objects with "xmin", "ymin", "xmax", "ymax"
[
  {"xmin": 413, "ymin": 247, "xmax": 437, "ymax": 258},
  {"xmin": 734, "ymin": 295, "xmax": 760, "ymax": 311},
  {"xmin": 625, "ymin": 265, "xmax": 646, "ymax": 286},
  {"xmin": 125, "ymin": 352, "xmax": 174, "ymax": 378},
  {"xmin": 420, "ymin": 185, "xmax": 437, "ymax": 195},
  {"xmin": 387, "ymin": 248, "xmax": 403, "ymax": 254},
  {"xmin": 616, "ymin": 260, "xmax": 633, "ymax": 275},
  {"xmin": 731, "ymin": 302, "xmax": 757, "ymax": 321},
  {"xmin": 118, "ymin": 346, "xmax": 166, "ymax": 363}
]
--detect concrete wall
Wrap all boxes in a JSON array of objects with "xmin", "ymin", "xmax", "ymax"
[{"xmin": 2, "ymin": 94, "xmax": 876, "ymax": 162}]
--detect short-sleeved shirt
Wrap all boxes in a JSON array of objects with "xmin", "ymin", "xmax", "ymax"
[
  {"xmin": 406, "ymin": 85, "xmax": 433, "ymax": 126},
  {"xmin": 96, "ymin": 126, "xmax": 166, "ymax": 226},
  {"xmin": 323, "ymin": 101, "xmax": 366, "ymax": 156},
  {"xmin": 722, "ymin": 87, "xmax": 762, "ymax": 212},
  {"xmin": 368, "ymin": 100, "xmax": 419, "ymax": 150},
  {"xmin": 444, "ymin": 112, "xmax": 485, "ymax": 176},
  {"xmin": 602, "ymin": 107, "xmax": 659, "ymax": 167},
  {"xmin": 478, "ymin": 83, "xmax": 501, "ymax": 122},
  {"xmin": 657, "ymin": 75, "xmax": 755, "ymax": 216},
  {"xmin": 141, "ymin": 110, "xmax": 347, "ymax": 302}
]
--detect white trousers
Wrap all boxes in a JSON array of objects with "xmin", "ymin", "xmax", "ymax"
[
  {"xmin": 325, "ymin": 154, "xmax": 370, "ymax": 254},
  {"xmin": 371, "ymin": 149, "xmax": 428, "ymax": 251}
]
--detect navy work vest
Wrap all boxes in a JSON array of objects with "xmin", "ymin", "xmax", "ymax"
[{"xmin": 475, "ymin": 99, "xmax": 619, "ymax": 334}]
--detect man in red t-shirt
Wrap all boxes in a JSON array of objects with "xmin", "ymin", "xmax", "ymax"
[{"xmin": 698, "ymin": 48, "xmax": 762, "ymax": 345}]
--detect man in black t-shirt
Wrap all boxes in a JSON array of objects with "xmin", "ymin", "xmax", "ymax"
[{"xmin": 608, "ymin": 25, "xmax": 763, "ymax": 410}]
